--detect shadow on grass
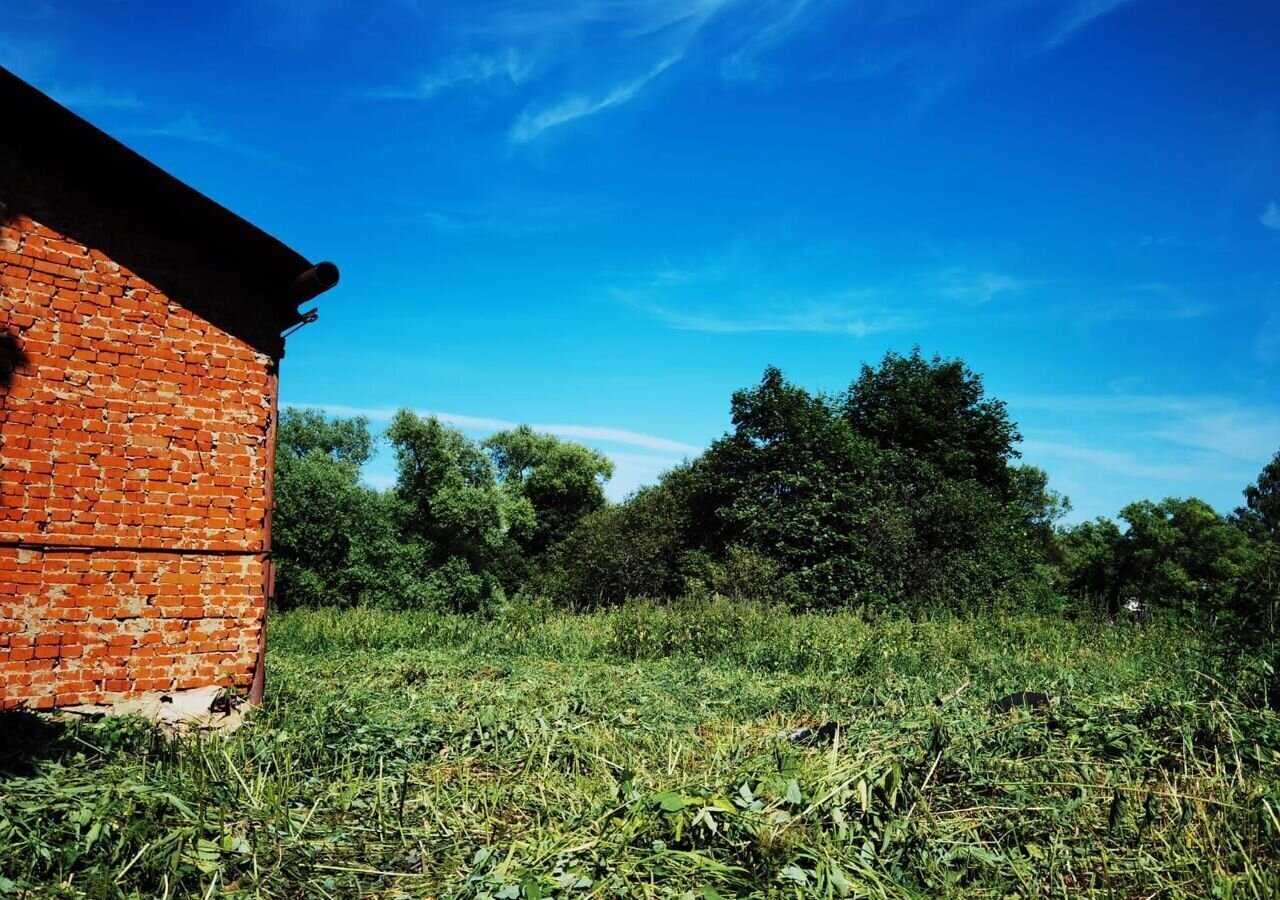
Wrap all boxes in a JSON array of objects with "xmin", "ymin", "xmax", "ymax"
[{"xmin": 0, "ymin": 710, "xmax": 72, "ymax": 776}]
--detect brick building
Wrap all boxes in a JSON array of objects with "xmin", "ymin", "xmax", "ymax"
[{"xmin": 0, "ymin": 68, "xmax": 338, "ymax": 710}]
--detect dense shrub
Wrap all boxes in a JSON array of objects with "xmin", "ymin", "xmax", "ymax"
[
  {"xmin": 1057, "ymin": 499, "xmax": 1261, "ymax": 623},
  {"xmin": 272, "ymin": 410, "xmax": 410, "ymax": 609},
  {"xmin": 269, "ymin": 356, "xmax": 1280, "ymax": 662},
  {"xmin": 542, "ymin": 465, "xmax": 701, "ymax": 607},
  {"xmin": 841, "ymin": 348, "xmax": 1022, "ymax": 496},
  {"xmin": 551, "ymin": 357, "xmax": 1043, "ymax": 613}
]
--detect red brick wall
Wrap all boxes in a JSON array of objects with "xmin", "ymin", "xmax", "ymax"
[{"xmin": 0, "ymin": 212, "xmax": 275, "ymax": 709}]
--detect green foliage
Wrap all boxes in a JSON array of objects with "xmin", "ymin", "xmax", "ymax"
[
  {"xmin": 1115, "ymin": 497, "xmax": 1256, "ymax": 622},
  {"xmin": 4, "ymin": 605, "xmax": 1279, "ymax": 897},
  {"xmin": 1009, "ymin": 464, "xmax": 1072, "ymax": 553},
  {"xmin": 697, "ymin": 367, "xmax": 887, "ymax": 607},
  {"xmin": 272, "ymin": 408, "xmax": 407, "ymax": 609},
  {"xmin": 485, "ymin": 425, "xmax": 613, "ymax": 556},
  {"xmin": 274, "ymin": 356, "xmax": 1065, "ymax": 616},
  {"xmin": 271, "ymin": 367, "xmax": 1278, "ymax": 663},
  {"xmin": 567, "ymin": 361, "xmax": 1043, "ymax": 613},
  {"xmin": 385, "ymin": 410, "xmax": 513, "ymax": 610},
  {"xmin": 1234, "ymin": 450, "xmax": 1280, "ymax": 646},
  {"xmin": 276, "ymin": 406, "xmax": 374, "ymax": 467},
  {"xmin": 876, "ymin": 456, "xmax": 1037, "ymax": 609},
  {"xmin": 1057, "ymin": 499, "xmax": 1263, "ymax": 626},
  {"xmin": 272, "ymin": 449, "xmax": 396, "ymax": 608},
  {"xmin": 1055, "ymin": 516, "xmax": 1124, "ymax": 611},
  {"xmin": 1235, "ymin": 449, "xmax": 1280, "ymax": 542},
  {"xmin": 545, "ymin": 465, "xmax": 702, "ymax": 607},
  {"xmin": 272, "ymin": 409, "xmax": 622, "ymax": 612},
  {"xmin": 841, "ymin": 348, "xmax": 1021, "ymax": 496}
]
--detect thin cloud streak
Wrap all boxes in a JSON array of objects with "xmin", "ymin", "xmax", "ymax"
[
  {"xmin": 1020, "ymin": 439, "xmax": 1200, "ymax": 482},
  {"xmin": 47, "ymin": 83, "xmax": 145, "ymax": 110},
  {"xmin": 456, "ymin": 0, "xmax": 734, "ymax": 42},
  {"xmin": 417, "ymin": 197, "xmax": 612, "ymax": 236},
  {"xmin": 620, "ymin": 243, "xmax": 1233, "ymax": 338},
  {"xmin": 720, "ymin": 0, "xmax": 822, "ymax": 82},
  {"xmin": 1013, "ymin": 393, "xmax": 1280, "ymax": 464},
  {"xmin": 1042, "ymin": 0, "xmax": 1139, "ymax": 50},
  {"xmin": 1262, "ymin": 201, "xmax": 1280, "ymax": 231},
  {"xmin": 619, "ymin": 255, "xmax": 1033, "ymax": 337},
  {"xmin": 366, "ymin": 49, "xmax": 533, "ymax": 100},
  {"xmin": 633, "ymin": 297, "xmax": 913, "ymax": 337},
  {"xmin": 939, "ymin": 269, "xmax": 1027, "ymax": 305},
  {"xmin": 289, "ymin": 403, "xmax": 702, "ymax": 454},
  {"xmin": 119, "ymin": 112, "xmax": 269, "ymax": 159},
  {"xmin": 510, "ymin": 54, "xmax": 681, "ymax": 143}
]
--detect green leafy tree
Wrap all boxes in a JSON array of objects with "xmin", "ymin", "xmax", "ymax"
[
  {"xmin": 385, "ymin": 411, "xmax": 512, "ymax": 610},
  {"xmin": 484, "ymin": 426, "xmax": 614, "ymax": 556},
  {"xmin": 1235, "ymin": 450, "xmax": 1280, "ymax": 541},
  {"xmin": 277, "ymin": 407, "xmax": 374, "ymax": 466},
  {"xmin": 698, "ymin": 367, "xmax": 887, "ymax": 607},
  {"xmin": 697, "ymin": 364, "xmax": 1038, "ymax": 610},
  {"xmin": 1011, "ymin": 464, "xmax": 1072, "ymax": 557},
  {"xmin": 272, "ymin": 411, "xmax": 398, "ymax": 609},
  {"xmin": 547, "ymin": 466, "xmax": 700, "ymax": 607},
  {"xmin": 882, "ymin": 454, "xmax": 1038, "ymax": 608},
  {"xmin": 1114, "ymin": 498, "xmax": 1255, "ymax": 622},
  {"xmin": 841, "ymin": 349, "xmax": 1021, "ymax": 496},
  {"xmin": 1233, "ymin": 449, "xmax": 1280, "ymax": 637},
  {"xmin": 1057, "ymin": 517, "xmax": 1124, "ymax": 612}
]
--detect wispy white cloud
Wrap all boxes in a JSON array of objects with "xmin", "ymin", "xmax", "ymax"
[
  {"xmin": 622, "ymin": 237, "xmax": 1235, "ymax": 340},
  {"xmin": 1256, "ymin": 308, "xmax": 1280, "ymax": 365},
  {"xmin": 123, "ymin": 113, "xmax": 227, "ymax": 144},
  {"xmin": 418, "ymin": 197, "xmax": 612, "ymax": 236},
  {"xmin": 1016, "ymin": 391, "xmax": 1280, "ymax": 519},
  {"xmin": 1261, "ymin": 201, "xmax": 1280, "ymax": 231},
  {"xmin": 47, "ymin": 83, "xmax": 145, "ymax": 111},
  {"xmin": 458, "ymin": 0, "xmax": 734, "ymax": 42},
  {"xmin": 720, "ymin": 0, "xmax": 822, "ymax": 82},
  {"xmin": 120, "ymin": 112, "xmax": 268, "ymax": 159},
  {"xmin": 1042, "ymin": 0, "xmax": 1139, "ymax": 51},
  {"xmin": 366, "ymin": 49, "xmax": 534, "ymax": 100},
  {"xmin": 356, "ymin": 0, "xmax": 1140, "ymax": 148},
  {"xmin": 619, "ymin": 247, "xmax": 1033, "ymax": 336},
  {"xmin": 1014, "ymin": 393, "xmax": 1280, "ymax": 464},
  {"xmin": 359, "ymin": 0, "xmax": 741, "ymax": 145},
  {"xmin": 288, "ymin": 403, "xmax": 702, "ymax": 454},
  {"xmin": 1151, "ymin": 406, "xmax": 1280, "ymax": 464},
  {"xmin": 510, "ymin": 54, "xmax": 681, "ymax": 143},
  {"xmin": 1020, "ymin": 439, "xmax": 1201, "ymax": 481},
  {"xmin": 939, "ymin": 269, "xmax": 1027, "ymax": 305},
  {"xmin": 632, "ymin": 295, "xmax": 913, "ymax": 337},
  {"xmin": 1064, "ymin": 282, "xmax": 1210, "ymax": 324}
]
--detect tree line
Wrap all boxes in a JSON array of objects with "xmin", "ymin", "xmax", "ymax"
[{"xmin": 272, "ymin": 349, "xmax": 1279, "ymax": 644}]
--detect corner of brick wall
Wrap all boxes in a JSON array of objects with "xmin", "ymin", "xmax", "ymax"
[{"xmin": 0, "ymin": 212, "xmax": 274, "ymax": 709}]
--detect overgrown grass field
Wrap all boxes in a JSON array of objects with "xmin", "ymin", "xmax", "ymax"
[{"xmin": 3, "ymin": 601, "xmax": 1279, "ymax": 897}]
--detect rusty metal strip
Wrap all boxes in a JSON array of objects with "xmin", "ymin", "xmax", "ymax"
[
  {"xmin": 248, "ymin": 364, "xmax": 279, "ymax": 707},
  {"xmin": 0, "ymin": 537, "xmax": 268, "ymax": 556}
]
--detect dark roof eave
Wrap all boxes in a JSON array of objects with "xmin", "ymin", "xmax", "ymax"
[{"xmin": 0, "ymin": 66, "xmax": 337, "ymax": 326}]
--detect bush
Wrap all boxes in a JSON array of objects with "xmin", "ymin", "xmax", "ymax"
[{"xmin": 545, "ymin": 466, "xmax": 702, "ymax": 607}]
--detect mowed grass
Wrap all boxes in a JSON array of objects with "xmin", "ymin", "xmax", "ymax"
[{"xmin": 3, "ymin": 601, "xmax": 1279, "ymax": 898}]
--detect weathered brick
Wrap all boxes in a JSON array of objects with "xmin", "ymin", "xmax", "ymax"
[{"xmin": 0, "ymin": 214, "xmax": 272, "ymax": 709}]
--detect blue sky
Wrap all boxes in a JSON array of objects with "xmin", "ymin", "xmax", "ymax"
[{"xmin": 3, "ymin": 0, "xmax": 1279, "ymax": 520}]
